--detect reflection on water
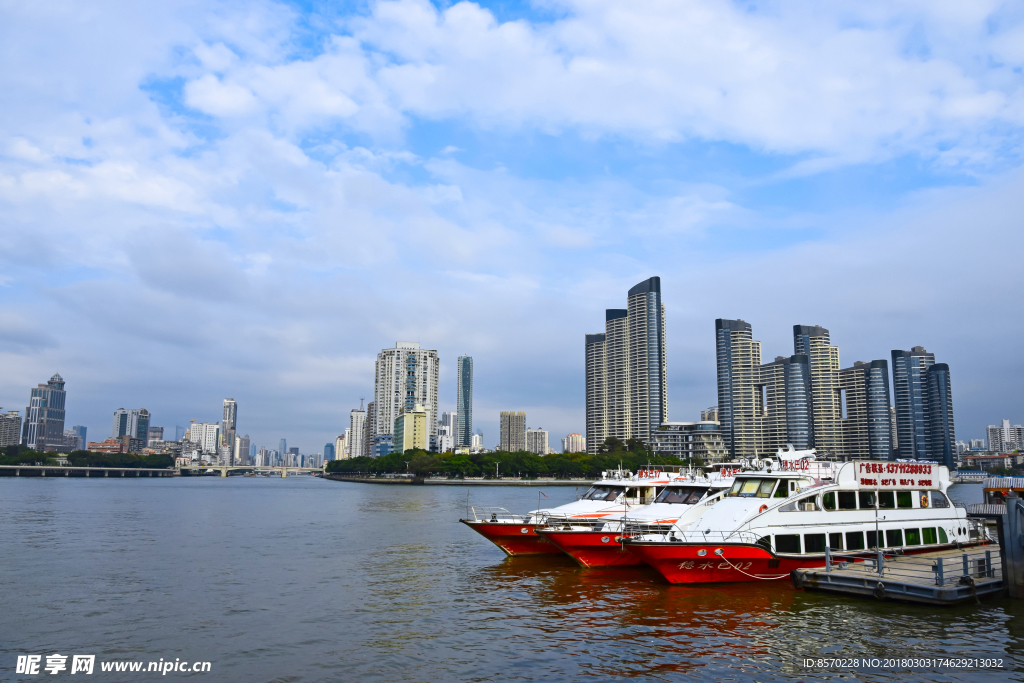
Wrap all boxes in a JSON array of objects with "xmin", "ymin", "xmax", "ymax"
[{"xmin": 0, "ymin": 478, "xmax": 1020, "ymax": 682}]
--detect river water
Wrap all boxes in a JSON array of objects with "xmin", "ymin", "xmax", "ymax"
[{"xmin": 0, "ymin": 477, "xmax": 1019, "ymax": 682}]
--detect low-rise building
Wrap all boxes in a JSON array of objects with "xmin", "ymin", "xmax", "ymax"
[
  {"xmin": 650, "ymin": 422, "xmax": 728, "ymax": 463},
  {"xmin": 394, "ymin": 404, "xmax": 428, "ymax": 453},
  {"xmin": 88, "ymin": 438, "xmax": 126, "ymax": 453},
  {"xmin": 962, "ymin": 453, "xmax": 1023, "ymax": 471}
]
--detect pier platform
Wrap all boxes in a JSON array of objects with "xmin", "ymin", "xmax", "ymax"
[{"xmin": 792, "ymin": 546, "xmax": 1003, "ymax": 605}]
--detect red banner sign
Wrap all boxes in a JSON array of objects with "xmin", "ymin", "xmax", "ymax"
[{"xmin": 856, "ymin": 462, "xmax": 938, "ymax": 490}]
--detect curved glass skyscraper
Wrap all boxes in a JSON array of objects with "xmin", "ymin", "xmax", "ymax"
[{"xmin": 456, "ymin": 355, "xmax": 473, "ymax": 448}]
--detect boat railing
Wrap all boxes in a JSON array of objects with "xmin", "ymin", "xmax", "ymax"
[
  {"xmin": 624, "ymin": 525, "xmax": 762, "ymax": 545},
  {"xmin": 823, "ymin": 546, "xmax": 1001, "ymax": 586},
  {"xmin": 467, "ymin": 506, "xmax": 531, "ymax": 524}
]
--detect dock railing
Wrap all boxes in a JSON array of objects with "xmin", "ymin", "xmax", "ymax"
[{"xmin": 824, "ymin": 547, "xmax": 1002, "ymax": 587}]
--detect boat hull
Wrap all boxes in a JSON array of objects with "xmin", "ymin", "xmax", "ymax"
[
  {"xmin": 626, "ymin": 541, "xmax": 975, "ymax": 584},
  {"xmin": 461, "ymin": 520, "xmax": 563, "ymax": 556},
  {"xmin": 537, "ymin": 530, "xmax": 643, "ymax": 567}
]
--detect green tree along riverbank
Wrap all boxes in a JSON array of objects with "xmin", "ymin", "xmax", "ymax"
[
  {"xmin": 325, "ymin": 439, "xmax": 703, "ymax": 479},
  {"xmin": 1, "ymin": 445, "xmax": 173, "ymax": 469}
]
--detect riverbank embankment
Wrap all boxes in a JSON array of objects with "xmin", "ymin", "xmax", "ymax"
[{"xmin": 325, "ymin": 474, "xmax": 586, "ymax": 486}]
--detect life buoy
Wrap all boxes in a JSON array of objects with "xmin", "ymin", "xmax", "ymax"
[
  {"xmin": 758, "ymin": 504, "xmax": 768, "ymax": 514},
  {"xmin": 920, "ymin": 494, "xmax": 929, "ymax": 508}
]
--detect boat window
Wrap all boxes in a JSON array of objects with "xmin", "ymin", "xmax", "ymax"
[
  {"xmin": 878, "ymin": 492, "xmax": 896, "ymax": 509},
  {"xmin": 896, "ymin": 491, "xmax": 913, "ymax": 509},
  {"xmin": 829, "ymin": 533, "xmax": 843, "ymax": 550},
  {"xmin": 859, "ymin": 492, "xmax": 876, "ymax": 509},
  {"xmin": 905, "ymin": 529, "xmax": 921, "ymax": 546},
  {"xmin": 583, "ymin": 486, "xmax": 622, "ymax": 501},
  {"xmin": 886, "ymin": 529, "xmax": 903, "ymax": 547},
  {"xmin": 939, "ymin": 528, "xmax": 949, "ymax": 543},
  {"xmin": 922, "ymin": 527, "xmax": 937, "ymax": 544},
  {"xmin": 655, "ymin": 487, "xmax": 707, "ymax": 504},
  {"xmin": 804, "ymin": 534, "xmax": 826, "ymax": 554},
  {"xmin": 774, "ymin": 481, "xmax": 789, "ymax": 498},
  {"xmin": 775, "ymin": 534, "xmax": 801, "ymax": 554},
  {"xmin": 756, "ymin": 536, "xmax": 772, "ymax": 551},
  {"xmin": 739, "ymin": 479, "xmax": 762, "ymax": 496},
  {"xmin": 822, "ymin": 492, "xmax": 836, "ymax": 510},
  {"xmin": 846, "ymin": 531, "xmax": 865, "ymax": 550},
  {"xmin": 866, "ymin": 531, "xmax": 879, "ymax": 548},
  {"xmin": 929, "ymin": 491, "xmax": 950, "ymax": 509},
  {"xmin": 780, "ymin": 495, "xmax": 819, "ymax": 512},
  {"xmin": 838, "ymin": 492, "xmax": 857, "ymax": 510},
  {"xmin": 728, "ymin": 480, "xmax": 744, "ymax": 496},
  {"xmin": 757, "ymin": 480, "xmax": 776, "ymax": 498}
]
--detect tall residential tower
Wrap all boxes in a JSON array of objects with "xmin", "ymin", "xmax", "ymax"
[{"xmin": 456, "ymin": 355, "xmax": 473, "ymax": 448}]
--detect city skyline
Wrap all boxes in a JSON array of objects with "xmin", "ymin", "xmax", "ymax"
[{"xmin": 2, "ymin": 3, "xmax": 1023, "ymax": 456}]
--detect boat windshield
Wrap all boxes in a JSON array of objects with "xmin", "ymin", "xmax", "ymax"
[
  {"xmin": 654, "ymin": 486, "xmax": 708, "ymax": 504},
  {"xmin": 727, "ymin": 478, "xmax": 778, "ymax": 498},
  {"xmin": 581, "ymin": 486, "xmax": 623, "ymax": 501}
]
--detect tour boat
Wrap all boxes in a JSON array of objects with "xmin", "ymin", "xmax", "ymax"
[
  {"xmin": 624, "ymin": 457, "xmax": 988, "ymax": 584},
  {"xmin": 535, "ymin": 466, "xmax": 740, "ymax": 567},
  {"xmin": 460, "ymin": 468, "xmax": 683, "ymax": 556}
]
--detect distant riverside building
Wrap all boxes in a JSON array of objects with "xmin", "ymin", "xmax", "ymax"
[
  {"xmin": 651, "ymin": 422, "xmax": 728, "ymax": 463},
  {"xmin": 349, "ymin": 408, "xmax": 367, "ymax": 459},
  {"xmin": 189, "ymin": 422, "xmax": 220, "ymax": 454},
  {"xmin": 562, "ymin": 433, "xmax": 586, "ymax": 453},
  {"xmin": 472, "ymin": 433, "xmax": 483, "ymax": 450},
  {"xmin": 88, "ymin": 438, "xmax": 127, "ymax": 453},
  {"xmin": 234, "ymin": 434, "xmax": 250, "ymax": 465},
  {"xmin": 324, "ymin": 443, "xmax": 336, "ymax": 460},
  {"xmin": 222, "ymin": 399, "xmax": 238, "ymax": 450},
  {"xmin": 394, "ymin": 404, "xmax": 428, "ymax": 453},
  {"xmin": 148, "ymin": 426, "xmax": 163, "ymax": 443},
  {"xmin": 793, "ymin": 325, "xmax": 843, "ymax": 455},
  {"xmin": 526, "ymin": 428, "xmax": 549, "ymax": 455},
  {"xmin": 970, "ymin": 438, "xmax": 987, "ymax": 451},
  {"xmin": 456, "ymin": 355, "xmax": 473, "ymax": 448},
  {"xmin": 700, "ymin": 407, "xmax": 719, "ymax": 422},
  {"xmin": 373, "ymin": 342, "xmax": 439, "ymax": 453},
  {"xmin": 437, "ymin": 419, "xmax": 455, "ymax": 453},
  {"xmin": 335, "ymin": 434, "xmax": 348, "ymax": 460},
  {"xmin": 839, "ymin": 360, "xmax": 894, "ymax": 461},
  {"xmin": 72, "ymin": 425, "xmax": 87, "ymax": 451},
  {"xmin": 987, "ymin": 420, "xmax": 1024, "ymax": 452},
  {"xmin": 1, "ymin": 410, "xmax": 23, "ymax": 447},
  {"xmin": 113, "ymin": 408, "xmax": 151, "ymax": 446},
  {"xmin": 585, "ymin": 276, "xmax": 668, "ymax": 454},
  {"xmin": 22, "ymin": 373, "xmax": 67, "ymax": 452},
  {"xmin": 924, "ymin": 363, "xmax": 955, "ymax": 468},
  {"xmin": 62, "ymin": 430, "xmax": 80, "ymax": 451},
  {"xmin": 500, "ymin": 411, "xmax": 527, "ymax": 452},
  {"xmin": 364, "ymin": 401, "xmax": 376, "ymax": 458}
]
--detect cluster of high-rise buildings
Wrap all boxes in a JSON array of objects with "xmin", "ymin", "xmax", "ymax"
[
  {"xmin": 582, "ymin": 277, "xmax": 960, "ymax": 467},
  {"xmin": 327, "ymin": 343, "xmax": 478, "ymax": 459},
  {"xmin": 715, "ymin": 320, "xmax": 956, "ymax": 467}
]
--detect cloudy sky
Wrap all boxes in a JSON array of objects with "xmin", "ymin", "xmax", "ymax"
[{"xmin": 2, "ymin": 0, "xmax": 1023, "ymax": 454}]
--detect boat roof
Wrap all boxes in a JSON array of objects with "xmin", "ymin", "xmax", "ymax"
[{"xmin": 984, "ymin": 477, "xmax": 1024, "ymax": 491}]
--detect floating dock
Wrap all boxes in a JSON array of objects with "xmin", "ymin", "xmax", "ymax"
[{"xmin": 792, "ymin": 546, "xmax": 1003, "ymax": 605}]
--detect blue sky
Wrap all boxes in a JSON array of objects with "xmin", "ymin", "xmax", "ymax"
[{"xmin": 2, "ymin": 0, "xmax": 1024, "ymax": 453}]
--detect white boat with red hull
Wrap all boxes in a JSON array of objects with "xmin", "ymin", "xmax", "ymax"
[{"xmin": 625, "ymin": 459, "xmax": 990, "ymax": 584}]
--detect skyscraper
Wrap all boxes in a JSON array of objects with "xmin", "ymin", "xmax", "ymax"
[
  {"xmin": 715, "ymin": 319, "xmax": 760, "ymax": 458},
  {"xmin": 793, "ymin": 325, "xmax": 842, "ymax": 455},
  {"xmin": 279, "ymin": 438, "xmax": 287, "ymax": 455},
  {"xmin": 22, "ymin": 373, "xmax": 67, "ymax": 452},
  {"xmin": 839, "ymin": 360, "xmax": 893, "ymax": 460},
  {"xmin": 72, "ymin": 424, "xmax": 87, "ymax": 452},
  {"xmin": 324, "ymin": 443, "xmax": 336, "ymax": 460},
  {"xmin": 456, "ymin": 355, "xmax": 473, "ymax": 448},
  {"xmin": 925, "ymin": 363, "xmax": 955, "ymax": 468},
  {"xmin": 349, "ymin": 408, "xmax": 366, "ymax": 459},
  {"xmin": 584, "ymin": 277, "xmax": 667, "ymax": 453},
  {"xmin": 112, "ymin": 408, "xmax": 151, "ymax": 446},
  {"xmin": 500, "ymin": 411, "xmax": 526, "ymax": 452},
  {"xmin": 891, "ymin": 346, "xmax": 935, "ymax": 460},
  {"xmin": 222, "ymin": 399, "xmax": 237, "ymax": 450},
  {"xmin": 373, "ymin": 342, "xmax": 440, "ymax": 448}
]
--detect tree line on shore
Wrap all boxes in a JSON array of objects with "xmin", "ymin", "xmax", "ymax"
[
  {"xmin": 325, "ymin": 437, "xmax": 703, "ymax": 478},
  {"xmin": 1, "ymin": 445, "xmax": 173, "ymax": 469}
]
